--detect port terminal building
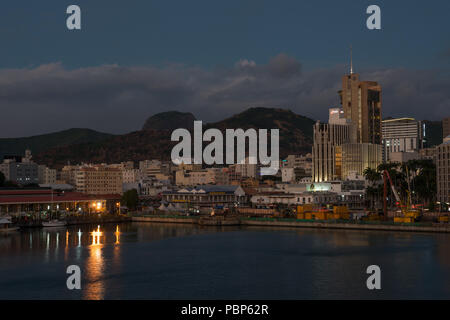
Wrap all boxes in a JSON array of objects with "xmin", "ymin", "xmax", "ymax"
[{"xmin": 0, "ymin": 189, "xmax": 121, "ymax": 216}]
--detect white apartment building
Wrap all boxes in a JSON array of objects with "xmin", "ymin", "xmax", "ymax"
[{"xmin": 382, "ymin": 118, "xmax": 423, "ymax": 162}]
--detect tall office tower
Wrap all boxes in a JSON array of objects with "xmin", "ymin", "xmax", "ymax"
[
  {"xmin": 436, "ymin": 136, "xmax": 450, "ymax": 204},
  {"xmin": 443, "ymin": 117, "xmax": 450, "ymax": 140},
  {"xmin": 312, "ymin": 108, "xmax": 353, "ymax": 182},
  {"xmin": 382, "ymin": 118, "xmax": 424, "ymax": 162},
  {"xmin": 339, "ymin": 58, "xmax": 382, "ymax": 144}
]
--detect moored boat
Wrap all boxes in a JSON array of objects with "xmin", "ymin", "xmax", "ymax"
[
  {"xmin": 0, "ymin": 217, "xmax": 19, "ymax": 232},
  {"xmin": 42, "ymin": 219, "xmax": 67, "ymax": 227}
]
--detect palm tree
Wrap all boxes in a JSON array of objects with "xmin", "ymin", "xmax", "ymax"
[{"xmin": 363, "ymin": 167, "xmax": 382, "ymax": 210}]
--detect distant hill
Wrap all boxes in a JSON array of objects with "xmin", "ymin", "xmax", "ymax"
[
  {"xmin": 33, "ymin": 108, "xmax": 315, "ymax": 167},
  {"xmin": 142, "ymin": 111, "xmax": 196, "ymax": 131},
  {"xmin": 208, "ymin": 107, "xmax": 314, "ymax": 156},
  {"xmin": 0, "ymin": 128, "xmax": 114, "ymax": 160}
]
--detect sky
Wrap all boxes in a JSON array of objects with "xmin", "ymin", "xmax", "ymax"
[{"xmin": 0, "ymin": 0, "xmax": 449, "ymax": 137}]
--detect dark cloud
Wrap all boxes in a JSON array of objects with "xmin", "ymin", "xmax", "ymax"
[{"xmin": 0, "ymin": 54, "xmax": 449, "ymax": 138}]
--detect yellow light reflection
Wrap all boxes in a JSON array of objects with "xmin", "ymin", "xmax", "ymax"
[
  {"xmin": 84, "ymin": 239, "xmax": 105, "ymax": 300},
  {"xmin": 91, "ymin": 225, "xmax": 103, "ymax": 246},
  {"xmin": 114, "ymin": 225, "xmax": 121, "ymax": 244}
]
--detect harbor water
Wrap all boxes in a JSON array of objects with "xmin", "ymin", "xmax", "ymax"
[{"xmin": 0, "ymin": 222, "xmax": 449, "ymax": 299}]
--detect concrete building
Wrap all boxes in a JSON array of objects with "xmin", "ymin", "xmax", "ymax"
[
  {"xmin": 0, "ymin": 150, "xmax": 41, "ymax": 185},
  {"xmin": 38, "ymin": 165, "xmax": 57, "ymax": 184},
  {"xmin": 229, "ymin": 157, "xmax": 259, "ymax": 180},
  {"xmin": 312, "ymin": 110, "xmax": 353, "ymax": 182},
  {"xmin": 283, "ymin": 153, "xmax": 312, "ymax": 176},
  {"xmin": 389, "ymin": 151, "xmax": 421, "ymax": 163},
  {"xmin": 60, "ymin": 165, "xmax": 81, "ymax": 186},
  {"xmin": 382, "ymin": 118, "xmax": 423, "ymax": 162},
  {"xmin": 443, "ymin": 117, "xmax": 450, "ymax": 141},
  {"xmin": 75, "ymin": 165, "xmax": 123, "ymax": 195},
  {"xmin": 436, "ymin": 137, "xmax": 450, "ymax": 204},
  {"xmin": 175, "ymin": 169, "xmax": 214, "ymax": 186},
  {"xmin": 419, "ymin": 147, "xmax": 436, "ymax": 162},
  {"xmin": 339, "ymin": 72, "xmax": 382, "ymax": 144},
  {"xmin": 122, "ymin": 168, "xmax": 142, "ymax": 184},
  {"xmin": 0, "ymin": 160, "xmax": 39, "ymax": 185}
]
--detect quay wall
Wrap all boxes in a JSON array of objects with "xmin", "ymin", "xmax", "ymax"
[{"xmin": 131, "ymin": 216, "xmax": 450, "ymax": 233}]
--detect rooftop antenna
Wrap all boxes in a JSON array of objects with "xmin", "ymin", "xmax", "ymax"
[{"xmin": 350, "ymin": 45, "xmax": 353, "ymax": 74}]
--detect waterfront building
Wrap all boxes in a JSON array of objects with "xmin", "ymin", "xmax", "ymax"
[
  {"xmin": 382, "ymin": 118, "xmax": 423, "ymax": 162},
  {"xmin": 162, "ymin": 185, "xmax": 246, "ymax": 209},
  {"xmin": 251, "ymin": 192, "xmax": 339, "ymax": 207},
  {"xmin": 0, "ymin": 189, "xmax": 121, "ymax": 215},
  {"xmin": 436, "ymin": 136, "xmax": 450, "ymax": 205}
]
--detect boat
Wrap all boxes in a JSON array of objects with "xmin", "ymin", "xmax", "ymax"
[
  {"xmin": 0, "ymin": 217, "xmax": 19, "ymax": 232},
  {"xmin": 42, "ymin": 219, "xmax": 67, "ymax": 227}
]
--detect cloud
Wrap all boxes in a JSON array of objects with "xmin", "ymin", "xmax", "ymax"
[{"xmin": 0, "ymin": 54, "xmax": 448, "ymax": 137}]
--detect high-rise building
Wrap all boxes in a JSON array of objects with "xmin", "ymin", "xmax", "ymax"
[
  {"xmin": 382, "ymin": 118, "xmax": 423, "ymax": 162},
  {"xmin": 339, "ymin": 73, "xmax": 382, "ymax": 144},
  {"xmin": 436, "ymin": 136, "xmax": 450, "ymax": 204},
  {"xmin": 312, "ymin": 109, "xmax": 353, "ymax": 182},
  {"xmin": 443, "ymin": 117, "xmax": 450, "ymax": 140}
]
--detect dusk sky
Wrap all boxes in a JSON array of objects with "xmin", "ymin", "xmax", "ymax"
[{"xmin": 0, "ymin": 0, "xmax": 449, "ymax": 137}]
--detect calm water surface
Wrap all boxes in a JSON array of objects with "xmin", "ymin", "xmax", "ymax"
[{"xmin": 0, "ymin": 222, "xmax": 449, "ymax": 299}]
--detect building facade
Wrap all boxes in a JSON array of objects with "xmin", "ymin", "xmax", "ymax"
[
  {"xmin": 312, "ymin": 117, "xmax": 352, "ymax": 182},
  {"xmin": 436, "ymin": 137, "xmax": 450, "ymax": 204},
  {"xmin": 75, "ymin": 165, "xmax": 123, "ymax": 195},
  {"xmin": 336, "ymin": 143, "xmax": 382, "ymax": 179},
  {"xmin": 382, "ymin": 118, "xmax": 423, "ymax": 162},
  {"xmin": 339, "ymin": 73, "xmax": 382, "ymax": 144},
  {"xmin": 443, "ymin": 117, "xmax": 450, "ymax": 140}
]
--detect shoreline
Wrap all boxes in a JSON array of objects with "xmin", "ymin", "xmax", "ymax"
[
  {"xmin": 17, "ymin": 216, "xmax": 131, "ymax": 228},
  {"xmin": 131, "ymin": 216, "xmax": 450, "ymax": 234}
]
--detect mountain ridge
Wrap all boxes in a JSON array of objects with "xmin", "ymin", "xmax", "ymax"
[{"xmin": 32, "ymin": 108, "xmax": 315, "ymax": 167}]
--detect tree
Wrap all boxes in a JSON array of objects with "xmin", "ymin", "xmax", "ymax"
[
  {"xmin": 121, "ymin": 189, "xmax": 139, "ymax": 210},
  {"xmin": 0, "ymin": 171, "xmax": 5, "ymax": 187},
  {"xmin": 363, "ymin": 167, "xmax": 382, "ymax": 210}
]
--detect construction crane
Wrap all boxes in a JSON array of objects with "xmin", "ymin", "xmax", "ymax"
[{"xmin": 383, "ymin": 169, "xmax": 420, "ymax": 223}]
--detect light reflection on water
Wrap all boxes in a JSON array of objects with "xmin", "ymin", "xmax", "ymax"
[{"xmin": 0, "ymin": 223, "xmax": 450, "ymax": 299}]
